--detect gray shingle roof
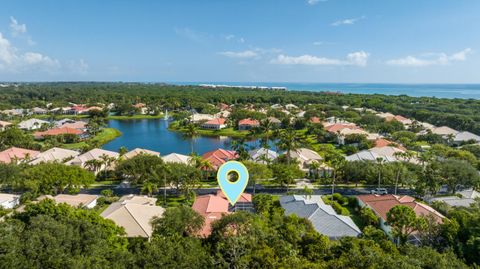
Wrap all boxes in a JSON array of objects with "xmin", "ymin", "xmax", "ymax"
[{"xmin": 280, "ymin": 195, "xmax": 361, "ymax": 239}]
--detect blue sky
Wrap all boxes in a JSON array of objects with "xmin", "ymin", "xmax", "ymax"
[{"xmin": 0, "ymin": 0, "xmax": 479, "ymax": 83}]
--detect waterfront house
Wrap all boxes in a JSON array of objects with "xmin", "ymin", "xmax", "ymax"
[
  {"xmin": 238, "ymin": 118, "xmax": 260, "ymax": 130},
  {"xmin": 192, "ymin": 190, "xmax": 253, "ymax": 237},
  {"xmin": 101, "ymin": 195, "xmax": 165, "ymax": 238},
  {"xmin": 0, "ymin": 120, "xmax": 12, "ymax": 131},
  {"xmin": 357, "ymin": 194, "xmax": 444, "ymax": 244},
  {"xmin": 288, "ymin": 148, "xmax": 323, "ymax": 171},
  {"xmin": 34, "ymin": 127, "xmax": 84, "ymax": 139},
  {"xmin": 67, "ymin": 148, "xmax": 119, "ymax": 173},
  {"xmin": 161, "ymin": 153, "xmax": 192, "ymax": 164},
  {"xmin": 191, "ymin": 113, "xmax": 215, "ymax": 123},
  {"xmin": 29, "ymin": 147, "xmax": 80, "ymax": 165},
  {"xmin": 61, "ymin": 121, "xmax": 88, "ymax": 131},
  {"xmin": 202, "ymin": 148, "xmax": 237, "ymax": 170},
  {"xmin": 122, "ymin": 148, "xmax": 161, "ymax": 159},
  {"xmin": 133, "ymin": 103, "xmax": 148, "ymax": 114},
  {"xmin": 40, "ymin": 194, "xmax": 99, "ymax": 209},
  {"xmin": 201, "ymin": 118, "xmax": 227, "ymax": 130},
  {"xmin": 248, "ymin": 148, "xmax": 278, "ymax": 164},
  {"xmin": 18, "ymin": 118, "xmax": 49, "ymax": 130},
  {"xmin": 280, "ymin": 195, "xmax": 361, "ymax": 239},
  {"xmin": 0, "ymin": 193, "xmax": 20, "ymax": 209},
  {"xmin": 0, "ymin": 147, "xmax": 40, "ymax": 164}
]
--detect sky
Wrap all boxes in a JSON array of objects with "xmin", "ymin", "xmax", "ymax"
[{"xmin": 0, "ymin": 0, "xmax": 479, "ymax": 83}]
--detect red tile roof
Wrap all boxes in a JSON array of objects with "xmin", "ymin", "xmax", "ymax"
[
  {"xmin": 34, "ymin": 127, "xmax": 84, "ymax": 138},
  {"xmin": 325, "ymin": 123, "xmax": 359, "ymax": 133},
  {"xmin": 204, "ymin": 118, "xmax": 226, "ymax": 125},
  {"xmin": 0, "ymin": 147, "xmax": 40, "ymax": 163},
  {"xmin": 309, "ymin": 117, "xmax": 322, "ymax": 124},
  {"xmin": 192, "ymin": 191, "xmax": 252, "ymax": 237},
  {"xmin": 357, "ymin": 194, "xmax": 444, "ymax": 222},
  {"xmin": 374, "ymin": 138, "xmax": 406, "ymax": 151},
  {"xmin": 238, "ymin": 118, "xmax": 259, "ymax": 126},
  {"xmin": 202, "ymin": 149, "xmax": 237, "ymax": 170}
]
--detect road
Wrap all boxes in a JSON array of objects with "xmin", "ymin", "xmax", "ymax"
[{"xmin": 81, "ymin": 185, "xmax": 416, "ymax": 197}]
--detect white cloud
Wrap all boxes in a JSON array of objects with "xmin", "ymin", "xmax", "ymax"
[
  {"xmin": 9, "ymin": 17, "xmax": 27, "ymax": 36},
  {"xmin": 307, "ymin": 0, "xmax": 327, "ymax": 5},
  {"xmin": 271, "ymin": 51, "xmax": 369, "ymax": 67},
  {"xmin": 219, "ymin": 50, "xmax": 258, "ymax": 58},
  {"xmin": 0, "ymin": 32, "xmax": 85, "ymax": 74},
  {"xmin": 224, "ymin": 34, "xmax": 245, "ymax": 44},
  {"xmin": 387, "ymin": 48, "xmax": 472, "ymax": 67},
  {"xmin": 225, "ymin": 34, "xmax": 235, "ymax": 41},
  {"xmin": 331, "ymin": 16, "xmax": 365, "ymax": 26}
]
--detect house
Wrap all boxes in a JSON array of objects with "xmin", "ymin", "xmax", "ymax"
[
  {"xmin": 285, "ymin": 104, "xmax": 298, "ymax": 110},
  {"xmin": 270, "ymin": 104, "xmax": 283, "ymax": 109},
  {"xmin": 201, "ymin": 118, "xmax": 227, "ymax": 130},
  {"xmin": 67, "ymin": 148, "xmax": 119, "ymax": 172},
  {"xmin": 101, "ymin": 195, "xmax": 165, "ymax": 238},
  {"xmin": 0, "ymin": 193, "xmax": 20, "ymax": 209},
  {"xmin": 32, "ymin": 107, "xmax": 48, "ymax": 115},
  {"xmin": 238, "ymin": 118, "xmax": 260, "ymax": 130},
  {"xmin": 191, "ymin": 113, "xmax": 215, "ymax": 123},
  {"xmin": 392, "ymin": 115, "xmax": 413, "ymax": 126},
  {"xmin": 41, "ymin": 194, "xmax": 99, "ymax": 209},
  {"xmin": 202, "ymin": 148, "xmax": 237, "ymax": 170},
  {"xmin": 324, "ymin": 122, "xmax": 359, "ymax": 133},
  {"xmin": 1, "ymin": 109, "xmax": 24, "ymax": 117},
  {"xmin": 0, "ymin": 120, "xmax": 12, "ymax": 131},
  {"xmin": 61, "ymin": 121, "xmax": 88, "ymax": 131},
  {"xmin": 309, "ymin": 117, "xmax": 322, "ymax": 124},
  {"xmin": 215, "ymin": 110, "xmax": 231, "ymax": 118},
  {"xmin": 374, "ymin": 138, "xmax": 406, "ymax": 151},
  {"xmin": 0, "ymin": 147, "xmax": 40, "ymax": 164},
  {"xmin": 133, "ymin": 103, "xmax": 148, "ymax": 115},
  {"xmin": 18, "ymin": 118, "xmax": 50, "ymax": 130},
  {"xmin": 29, "ymin": 147, "xmax": 80, "ymax": 165},
  {"xmin": 34, "ymin": 127, "xmax": 84, "ymax": 139},
  {"xmin": 248, "ymin": 148, "xmax": 278, "ymax": 164},
  {"xmin": 122, "ymin": 148, "xmax": 160, "ymax": 159},
  {"xmin": 357, "ymin": 194, "xmax": 444, "ymax": 243},
  {"xmin": 267, "ymin": 117, "xmax": 282, "ymax": 127},
  {"xmin": 345, "ymin": 146, "xmax": 406, "ymax": 163},
  {"xmin": 296, "ymin": 111, "xmax": 306, "ymax": 118},
  {"xmin": 427, "ymin": 189, "xmax": 480, "ymax": 208},
  {"xmin": 192, "ymin": 190, "xmax": 253, "ymax": 237},
  {"xmin": 453, "ymin": 131, "xmax": 480, "ymax": 144},
  {"xmin": 161, "ymin": 153, "xmax": 192, "ymax": 164},
  {"xmin": 280, "ymin": 195, "xmax": 361, "ymax": 239},
  {"xmin": 427, "ymin": 126, "xmax": 458, "ymax": 136},
  {"xmin": 288, "ymin": 148, "xmax": 323, "ymax": 171},
  {"xmin": 217, "ymin": 103, "xmax": 230, "ymax": 111},
  {"xmin": 55, "ymin": 118, "xmax": 75, "ymax": 127}
]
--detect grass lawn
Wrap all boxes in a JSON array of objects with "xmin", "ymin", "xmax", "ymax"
[
  {"xmin": 170, "ymin": 121, "xmax": 251, "ymax": 138},
  {"xmin": 107, "ymin": 114, "xmax": 164, "ymax": 120},
  {"xmin": 157, "ymin": 194, "xmax": 193, "ymax": 207},
  {"xmin": 62, "ymin": 128, "xmax": 122, "ymax": 150}
]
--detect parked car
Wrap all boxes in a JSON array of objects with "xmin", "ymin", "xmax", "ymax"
[{"xmin": 371, "ymin": 188, "xmax": 388, "ymax": 195}]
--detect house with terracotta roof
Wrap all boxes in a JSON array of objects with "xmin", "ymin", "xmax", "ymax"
[
  {"xmin": 29, "ymin": 147, "xmax": 80, "ymax": 165},
  {"xmin": 133, "ymin": 103, "xmax": 148, "ymax": 114},
  {"xmin": 357, "ymin": 194, "xmax": 444, "ymax": 243},
  {"xmin": 202, "ymin": 148, "xmax": 237, "ymax": 170},
  {"xmin": 61, "ymin": 121, "xmax": 88, "ymax": 131},
  {"xmin": 323, "ymin": 122, "xmax": 359, "ymax": 133},
  {"xmin": 34, "ymin": 127, "xmax": 84, "ymax": 139},
  {"xmin": 192, "ymin": 190, "xmax": 253, "ymax": 237},
  {"xmin": 238, "ymin": 118, "xmax": 260, "ymax": 130},
  {"xmin": 217, "ymin": 103, "xmax": 230, "ymax": 111},
  {"xmin": 374, "ymin": 138, "xmax": 406, "ymax": 150},
  {"xmin": 309, "ymin": 117, "xmax": 322, "ymax": 124},
  {"xmin": 122, "ymin": 148, "xmax": 160, "ymax": 159},
  {"xmin": 201, "ymin": 118, "xmax": 227, "ymax": 130},
  {"xmin": 0, "ymin": 147, "xmax": 40, "ymax": 164},
  {"xmin": 0, "ymin": 120, "xmax": 12, "ymax": 131},
  {"xmin": 101, "ymin": 195, "xmax": 165, "ymax": 238}
]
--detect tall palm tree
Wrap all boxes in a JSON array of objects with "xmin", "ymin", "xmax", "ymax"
[
  {"xmin": 328, "ymin": 156, "xmax": 344, "ymax": 201},
  {"xmin": 231, "ymin": 138, "xmax": 249, "ymax": 161},
  {"xmin": 259, "ymin": 118, "xmax": 274, "ymax": 148},
  {"xmin": 118, "ymin": 146, "xmax": 128, "ymax": 158},
  {"xmin": 375, "ymin": 157, "xmax": 386, "ymax": 188},
  {"xmin": 184, "ymin": 123, "xmax": 199, "ymax": 154},
  {"xmin": 276, "ymin": 128, "xmax": 301, "ymax": 165}
]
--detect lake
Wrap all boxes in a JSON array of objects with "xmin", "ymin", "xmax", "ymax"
[{"xmin": 102, "ymin": 119, "xmax": 269, "ymax": 155}]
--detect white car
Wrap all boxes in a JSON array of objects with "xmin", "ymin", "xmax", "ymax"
[{"xmin": 371, "ymin": 188, "xmax": 388, "ymax": 195}]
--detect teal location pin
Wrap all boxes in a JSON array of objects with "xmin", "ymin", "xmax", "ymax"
[{"xmin": 217, "ymin": 161, "xmax": 249, "ymax": 206}]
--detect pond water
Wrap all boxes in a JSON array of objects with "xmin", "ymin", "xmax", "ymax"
[{"xmin": 102, "ymin": 119, "xmax": 273, "ymax": 155}]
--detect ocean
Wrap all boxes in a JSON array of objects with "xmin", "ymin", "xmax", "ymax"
[{"xmin": 173, "ymin": 82, "xmax": 480, "ymax": 99}]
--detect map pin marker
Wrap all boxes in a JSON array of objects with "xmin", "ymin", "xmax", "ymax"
[{"xmin": 217, "ymin": 161, "xmax": 249, "ymax": 206}]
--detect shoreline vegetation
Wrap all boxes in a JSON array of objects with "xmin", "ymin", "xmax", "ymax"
[{"xmin": 61, "ymin": 127, "xmax": 122, "ymax": 150}]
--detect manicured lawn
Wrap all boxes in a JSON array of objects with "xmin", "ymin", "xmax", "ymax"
[
  {"xmin": 107, "ymin": 114, "xmax": 164, "ymax": 120},
  {"xmin": 62, "ymin": 128, "xmax": 122, "ymax": 150},
  {"xmin": 170, "ymin": 122, "xmax": 251, "ymax": 138}
]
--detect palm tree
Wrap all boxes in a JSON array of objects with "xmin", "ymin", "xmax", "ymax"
[
  {"xmin": 118, "ymin": 146, "xmax": 128, "ymax": 157},
  {"xmin": 85, "ymin": 159, "xmax": 102, "ymax": 173},
  {"xmin": 259, "ymin": 118, "xmax": 274, "ymax": 148},
  {"xmin": 184, "ymin": 123, "xmax": 199, "ymax": 154},
  {"xmin": 375, "ymin": 157, "xmax": 386, "ymax": 188},
  {"xmin": 418, "ymin": 151, "xmax": 433, "ymax": 170},
  {"xmin": 328, "ymin": 156, "xmax": 344, "ymax": 201},
  {"xmin": 99, "ymin": 154, "xmax": 116, "ymax": 171},
  {"xmin": 231, "ymin": 138, "xmax": 249, "ymax": 160},
  {"xmin": 276, "ymin": 128, "xmax": 301, "ymax": 165}
]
